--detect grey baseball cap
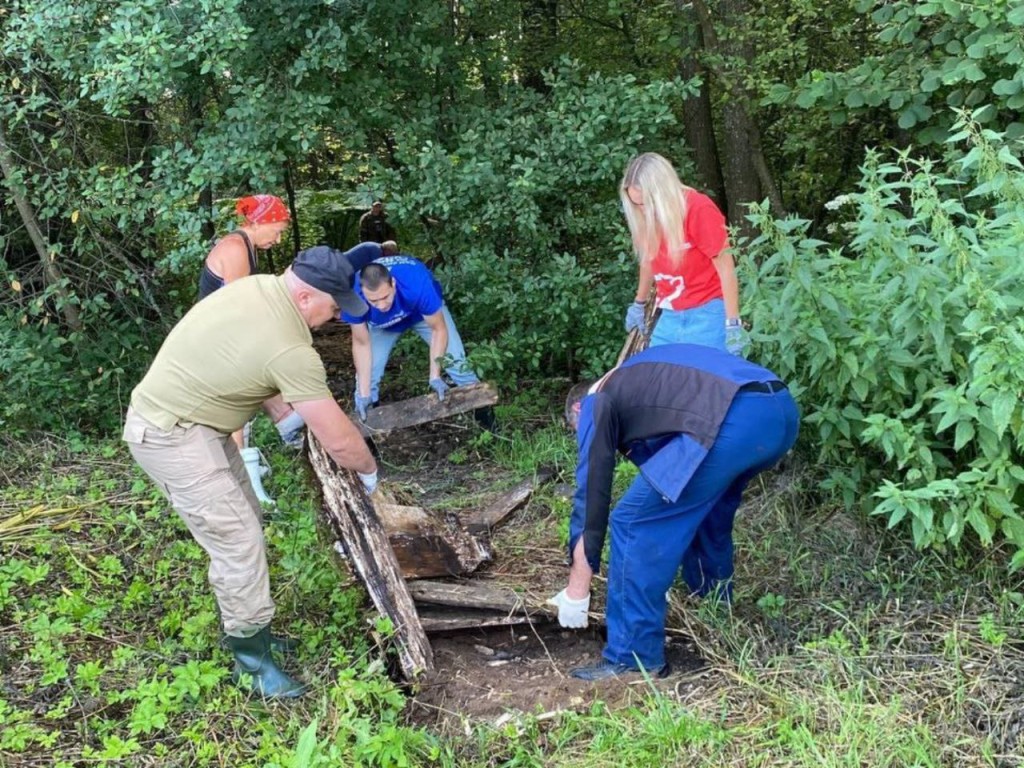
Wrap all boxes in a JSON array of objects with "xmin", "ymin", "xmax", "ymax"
[{"xmin": 292, "ymin": 244, "xmax": 379, "ymax": 316}]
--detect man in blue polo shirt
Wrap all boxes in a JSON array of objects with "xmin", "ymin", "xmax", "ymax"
[
  {"xmin": 548, "ymin": 343, "xmax": 799, "ymax": 681},
  {"xmin": 340, "ymin": 253, "xmax": 482, "ymax": 420}
]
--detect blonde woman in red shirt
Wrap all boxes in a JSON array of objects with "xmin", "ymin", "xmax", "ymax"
[{"xmin": 620, "ymin": 153, "xmax": 745, "ymax": 354}]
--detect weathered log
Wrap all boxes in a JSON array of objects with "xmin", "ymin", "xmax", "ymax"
[
  {"xmin": 408, "ymin": 580, "xmax": 527, "ymax": 612},
  {"xmin": 356, "ymin": 382, "xmax": 498, "ymax": 437},
  {"xmin": 418, "ymin": 607, "xmax": 548, "ymax": 634},
  {"xmin": 307, "ymin": 436, "xmax": 434, "ymax": 679},
  {"xmin": 461, "ymin": 469, "xmax": 554, "ymax": 534},
  {"xmin": 375, "ymin": 502, "xmax": 491, "ymax": 579}
]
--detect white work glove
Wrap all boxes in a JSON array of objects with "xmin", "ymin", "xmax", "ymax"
[
  {"xmin": 357, "ymin": 470, "xmax": 379, "ymax": 496},
  {"xmin": 547, "ymin": 589, "xmax": 590, "ymax": 629}
]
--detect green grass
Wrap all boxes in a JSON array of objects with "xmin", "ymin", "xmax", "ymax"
[{"xmin": 1, "ymin": 424, "xmax": 1023, "ymax": 767}]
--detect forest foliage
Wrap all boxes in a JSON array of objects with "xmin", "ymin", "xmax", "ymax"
[{"xmin": 2, "ymin": 0, "xmax": 1023, "ymax": 559}]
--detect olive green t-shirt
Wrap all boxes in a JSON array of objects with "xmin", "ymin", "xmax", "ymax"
[{"xmin": 131, "ymin": 275, "xmax": 331, "ymax": 432}]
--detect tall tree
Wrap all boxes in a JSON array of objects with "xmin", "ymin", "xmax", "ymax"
[
  {"xmin": 691, "ymin": 0, "xmax": 785, "ymax": 237},
  {"xmin": 676, "ymin": 1, "xmax": 726, "ymax": 207},
  {"xmin": 520, "ymin": 0, "xmax": 560, "ymax": 90}
]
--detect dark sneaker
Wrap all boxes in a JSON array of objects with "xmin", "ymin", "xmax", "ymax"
[{"xmin": 569, "ymin": 660, "xmax": 670, "ymax": 682}]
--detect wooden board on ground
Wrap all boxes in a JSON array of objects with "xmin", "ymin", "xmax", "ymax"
[
  {"xmin": 356, "ymin": 382, "xmax": 498, "ymax": 437},
  {"xmin": 375, "ymin": 502, "xmax": 492, "ymax": 579},
  {"xmin": 409, "ymin": 580, "xmax": 527, "ymax": 612},
  {"xmin": 461, "ymin": 470, "xmax": 553, "ymax": 535},
  {"xmin": 418, "ymin": 607, "xmax": 549, "ymax": 634},
  {"xmin": 308, "ymin": 435, "xmax": 435, "ymax": 679}
]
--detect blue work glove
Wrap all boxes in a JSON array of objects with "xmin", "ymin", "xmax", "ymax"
[
  {"xmin": 429, "ymin": 377, "xmax": 448, "ymax": 402},
  {"xmin": 725, "ymin": 319, "xmax": 749, "ymax": 356},
  {"xmin": 624, "ymin": 301, "xmax": 647, "ymax": 333},
  {"xmin": 354, "ymin": 393, "xmax": 373, "ymax": 421}
]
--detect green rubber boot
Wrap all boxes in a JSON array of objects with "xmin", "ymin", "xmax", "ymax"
[
  {"xmin": 224, "ymin": 627, "xmax": 309, "ymax": 699},
  {"xmin": 221, "ymin": 632, "xmax": 299, "ymax": 655}
]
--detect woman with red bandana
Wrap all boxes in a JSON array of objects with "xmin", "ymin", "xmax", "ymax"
[
  {"xmin": 199, "ymin": 194, "xmax": 292, "ymax": 299},
  {"xmin": 197, "ymin": 195, "xmax": 302, "ymax": 502}
]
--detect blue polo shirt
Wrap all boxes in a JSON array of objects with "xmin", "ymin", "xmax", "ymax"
[{"xmin": 340, "ymin": 256, "xmax": 444, "ymax": 333}]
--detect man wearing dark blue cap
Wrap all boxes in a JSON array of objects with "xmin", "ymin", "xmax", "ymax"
[{"xmin": 123, "ymin": 243, "xmax": 379, "ymax": 700}]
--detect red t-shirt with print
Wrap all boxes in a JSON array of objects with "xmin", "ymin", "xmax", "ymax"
[{"xmin": 649, "ymin": 189, "xmax": 727, "ymax": 311}]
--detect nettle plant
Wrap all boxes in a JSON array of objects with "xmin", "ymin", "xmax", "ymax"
[{"xmin": 744, "ymin": 116, "xmax": 1024, "ymax": 566}]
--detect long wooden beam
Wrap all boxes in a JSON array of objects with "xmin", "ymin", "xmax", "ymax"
[{"xmin": 308, "ymin": 436, "xmax": 434, "ymax": 679}]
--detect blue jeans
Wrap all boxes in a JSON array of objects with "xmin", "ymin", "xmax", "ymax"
[
  {"xmin": 358, "ymin": 305, "xmax": 479, "ymax": 402},
  {"xmin": 650, "ymin": 298, "xmax": 726, "ymax": 351},
  {"xmin": 602, "ymin": 387, "xmax": 800, "ymax": 670}
]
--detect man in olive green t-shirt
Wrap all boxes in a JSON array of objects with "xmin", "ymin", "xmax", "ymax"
[{"xmin": 123, "ymin": 245, "xmax": 378, "ymax": 699}]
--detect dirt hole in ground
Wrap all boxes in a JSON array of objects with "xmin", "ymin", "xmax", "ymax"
[{"xmin": 412, "ymin": 625, "xmax": 706, "ymax": 729}]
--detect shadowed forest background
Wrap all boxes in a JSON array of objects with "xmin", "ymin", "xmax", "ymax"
[{"xmin": 2, "ymin": 1, "xmax": 1024, "ymax": 766}]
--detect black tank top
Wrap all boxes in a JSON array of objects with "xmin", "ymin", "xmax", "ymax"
[{"xmin": 197, "ymin": 230, "xmax": 257, "ymax": 300}]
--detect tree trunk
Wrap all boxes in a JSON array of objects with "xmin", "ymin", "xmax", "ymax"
[
  {"xmin": 0, "ymin": 119, "xmax": 82, "ymax": 330},
  {"xmin": 676, "ymin": 2, "xmax": 726, "ymax": 209},
  {"xmin": 283, "ymin": 159, "xmax": 301, "ymax": 259},
  {"xmin": 520, "ymin": 0, "xmax": 558, "ymax": 91},
  {"xmin": 691, "ymin": 0, "xmax": 786, "ymax": 240}
]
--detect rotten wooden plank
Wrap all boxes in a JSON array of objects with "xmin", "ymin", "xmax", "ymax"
[
  {"xmin": 356, "ymin": 382, "xmax": 498, "ymax": 437},
  {"xmin": 461, "ymin": 469, "xmax": 554, "ymax": 534},
  {"xmin": 418, "ymin": 607, "xmax": 549, "ymax": 634},
  {"xmin": 375, "ymin": 502, "xmax": 491, "ymax": 579},
  {"xmin": 307, "ymin": 435, "xmax": 434, "ymax": 679},
  {"xmin": 408, "ymin": 580, "xmax": 526, "ymax": 612}
]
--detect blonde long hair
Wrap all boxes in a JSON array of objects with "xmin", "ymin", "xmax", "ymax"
[{"xmin": 619, "ymin": 152, "xmax": 689, "ymax": 266}]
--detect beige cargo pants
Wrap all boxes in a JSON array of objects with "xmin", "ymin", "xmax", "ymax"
[{"xmin": 122, "ymin": 408, "xmax": 274, "ymax": 636}]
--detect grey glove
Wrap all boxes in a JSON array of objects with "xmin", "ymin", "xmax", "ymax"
[
  {"xmin": 725, "ymin": 319, "xmax": 749, "ymax": 355},
  {"xmin": 547, "ymin": 589, "xmax": 590, "ymax": 629},
  {"xmin": 429, "ymin": 377, "xmax": 448, "ymax": 402},
  {"xmin": 354, "ymin": 393, "xmax": 373, "ymax": 421},
  {"xmin": 624, "ymin": 301, "xmax": 646, "ymax": 333},
  {"xmin": 357, "ymin": 469, "xmax": 378, "ymax": 495},
  {"xmin": 274, "ymin": 410, "xmax": 306, "ymax": 449}
]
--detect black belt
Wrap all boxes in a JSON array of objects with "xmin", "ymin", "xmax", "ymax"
[{"xmin": 739, "ymin": 380, "xmax": 787, "ymax": 394}]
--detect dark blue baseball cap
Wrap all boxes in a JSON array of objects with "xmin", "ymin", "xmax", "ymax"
[{"xmin": 292, "ymin": 243, "xmax": 381, "ymax": 315}]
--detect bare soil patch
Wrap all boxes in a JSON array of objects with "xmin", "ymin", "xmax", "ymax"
[{"xmin": 413, "ymin": 624, "xmax": 704, "ymax": 729}]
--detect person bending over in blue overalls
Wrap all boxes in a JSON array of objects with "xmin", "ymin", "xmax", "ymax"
[
  {"xmin": 548, "ymin": 343, "xmax": 799, "ymax": 681},
  {"xmin": 340, "ymin": 251, "xmax": 495, "ymax": 430}
]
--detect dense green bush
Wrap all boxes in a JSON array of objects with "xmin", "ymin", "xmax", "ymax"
[
  {"xmin": 744, "ymin": 116, "xmax": 1024, "ymax": 565},
  {"xmin": 0, "ymin": 277, "xmax": 155, "ymax": 435},
  {"xmin": 384, "ymin": 63, "xmax": 696, "ymax": 380}
]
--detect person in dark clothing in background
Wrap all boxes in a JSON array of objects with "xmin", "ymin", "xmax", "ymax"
[
  {"xmin": 548, "ymin": 344, "xmax": 799, "ymax": 681},
  {"xmin": 358, "ymin": 200, "xmax": 396, "ymax": 244}
]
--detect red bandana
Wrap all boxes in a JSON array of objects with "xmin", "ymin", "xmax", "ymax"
[{"xmin": 236, "ymin": 195, "xmax": 290, "ymax": 224}]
